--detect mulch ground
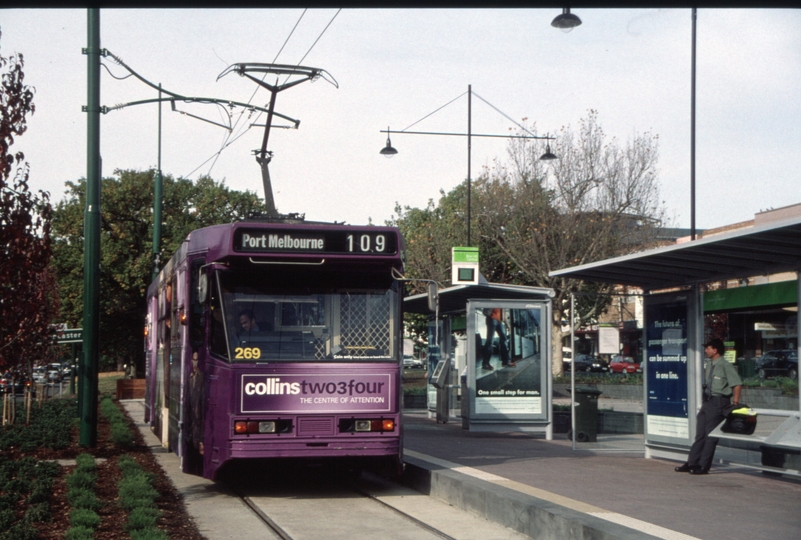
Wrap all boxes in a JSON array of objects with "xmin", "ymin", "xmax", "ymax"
[{"xmin": 3, "ymin": 400, "xmax": 205, "ymax": 539}]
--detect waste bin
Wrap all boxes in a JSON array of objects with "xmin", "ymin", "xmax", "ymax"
[{"xmin": 571, "ymin": 386, "xmax": 602, "ymax": 442}]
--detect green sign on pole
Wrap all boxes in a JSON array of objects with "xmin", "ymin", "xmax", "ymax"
[{"xmin": 57, "ymin": 328, "xmax": 83, "ymax": 344}]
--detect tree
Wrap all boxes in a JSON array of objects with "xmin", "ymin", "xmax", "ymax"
[
  {"xmin": 52, "ymin": 169, "xmax": 266, "ymax": 373},
  {"xmin": 394, "ymin": 111, "xmax": 664, "ymax": 374},
  {"xmin": 0, "ymin": 32, "xmax": 59, "ymax": 373}
]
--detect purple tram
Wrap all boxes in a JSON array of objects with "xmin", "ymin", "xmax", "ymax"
[{"xmin": 143, "ymin": 220, "xmax": 405, "ymax": 480}]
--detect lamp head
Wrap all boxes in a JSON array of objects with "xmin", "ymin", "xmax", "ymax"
[
  {"xmin": 539, "ymin": 142, "xmax": 557, "ymax": 161},
  {"xmin": 380, "ymin": 127, "xmax": 398, "ymax": 158},
  {"xmin": 551, "ymin": 8, "xmax": 582, "ymax": 33}
]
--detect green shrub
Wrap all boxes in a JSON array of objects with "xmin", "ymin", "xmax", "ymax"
[
  {"xmin": 23, "ymin": 501, "xmax": 51, "ymax": 523},
  {"xmin": 4, "ymin": 478, "xmax": 28, "ymax": 494},
  {"xmin": 111, "ymin": 422, "xmax": 135, "ymax": 447},
  {"xmin": 778, "ymin": 377, "xmax": 799, "ymax": 395},
  {"xmin": 126, "ymin": 506, "xmax": 161, "ymax": 531},
  {"xmin": 129, "ymin": 530, "xmax": 169, "ymax": 540},
  {"xmin": 66, "ymin": 469, "xmax": 96, "ymax": 491},
  {"xmin": 67, "ymin": 488, "xmax": 101, "ymax": 512},
  {"xmin": 27, "ymin": 484, "xmax": 51, "ymax": 505},
  {"xmin": 64, "ymin": 526, "xmax": 95, "ymax": 540},
  {"xmin": 69, "ymin": 507, "xmax": 101, "ymax": 529},
  {"xmin": 74, "ymin": 453, "xmax": 96, "ymax": 471},
  {"xmin": 0, "ymin": 399, "xmax": 76, "ymax": 452},
  {"xmin": 0, "ymin": 521, "xmax": 38, "ymax": 540},
  {"xmin": 118, "ymin": 455, "xmax": 143, "ymax": 474},
  {"xmin": 0, "ymin": 492, "xmax": 20, "ymax": 512},
  {"xmin": 0, "ymin": 508, "xmax": 16, "ymax": 531}
]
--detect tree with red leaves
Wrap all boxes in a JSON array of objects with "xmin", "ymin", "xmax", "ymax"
[{"xmin": 0, "ymin": 30, "xmax": 59, "ymax": 374}]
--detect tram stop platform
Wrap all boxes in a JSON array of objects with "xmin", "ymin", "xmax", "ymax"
[
  {"xmin": 121, "ymin": 398, "xmax": 799, "ymax": 540},
  {"xmin": 400, "ymin": 410, "xmax": 801, "ymax": 540}
]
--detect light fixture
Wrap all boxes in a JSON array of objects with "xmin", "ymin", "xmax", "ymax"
[
  {"xmin": 540, "ymin": 142, "xmax": 557, "ymax": 161},
  {"xmin": 379, "ymin": 126, "xmax": 398, "ymax": 157},
  {"xmin": 551, "ymin": 8, "xmax": 582, "ymax": 33}
]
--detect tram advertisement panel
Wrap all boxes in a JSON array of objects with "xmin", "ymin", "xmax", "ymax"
[
  {"xmin": 240, "ymin": 373, "xmax": 392, "ymax": 414},
  {"xmin": 645, "ymin": 296, "xmax": 690, "ymax": 439},
  {"xmin": 467, "ymin": 301, "xmax": 547, "ymax": 419}
]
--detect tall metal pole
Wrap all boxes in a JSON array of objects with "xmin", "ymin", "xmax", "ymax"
[
  {"xmin": 467, "ymin": 84, "xmax": 472, "ymax": 247},
  {"xmin": 690, "ymin": 8, "xmax": 697, "ymax": 241},
  {"xmin": 80, "ymin": 7, "xmax": 101, "ymax": 447},
  {"xmin": 152, "ymin": 84, "xmax": 163, "ymax": 282}
]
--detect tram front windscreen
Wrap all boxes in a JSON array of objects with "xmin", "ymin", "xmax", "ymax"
[{"xmin": 209, "ymin": 271, "xmax": 398, "ymax": 363}]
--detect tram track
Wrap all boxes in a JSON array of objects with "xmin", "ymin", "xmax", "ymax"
[{"xmin": 234, "ymin": 473, "xmax": 458, "ymax": 540}]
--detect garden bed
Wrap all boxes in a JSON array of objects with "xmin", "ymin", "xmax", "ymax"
[{"xmin": 0, "ymin": 395, "xmax": 202, "ymax": 539}]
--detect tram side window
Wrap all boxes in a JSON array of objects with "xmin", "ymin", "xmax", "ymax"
[
  {"xmin": 189, "ymin": 260, "xmax": 205, "ymax": 348},
  {"xmin": 209, "ymin": 275, "xmax": 228, "ymax": 359}
]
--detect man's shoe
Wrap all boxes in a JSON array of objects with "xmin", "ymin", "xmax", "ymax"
[
  {"xmin": 674, "ymin": 463, "xmax": 692, "ymax": 472},
  {"xmin": 507, "ymin": 362, "xmax": 517, "ymax": 367},
  {"xmin": 482, "ymin": 364, "xmax": 494, "ymax": 370},
  {"xmin": 688, "ymin": 466, "xmax": 709, "ymax": 475}
]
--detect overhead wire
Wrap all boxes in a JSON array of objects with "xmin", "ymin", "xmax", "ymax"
[
  {"xmin": 471, "ymin": 91, "xmax": 544, "ymax": 139},
  {"xmin": 399, "ymin": 91, "xmax": 467, "ymax": 133}
]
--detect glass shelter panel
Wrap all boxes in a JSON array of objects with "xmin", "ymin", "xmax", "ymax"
[{"xmin": 467, "ymin": 301, "xmax": 548, "ymax": 420}]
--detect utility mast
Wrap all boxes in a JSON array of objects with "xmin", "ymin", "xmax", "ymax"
[{"xmin": 217, "ymin": 63, "xmax": 337, "ymax": 217}]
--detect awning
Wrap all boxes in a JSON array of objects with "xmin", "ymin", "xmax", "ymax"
[
  {"xmin": 405, "ymin": 282, "xmax": 554, "ymax": 316},
  {"xmin": 549, "ymin": 215, "xmax": 801, "ymax": 291}
]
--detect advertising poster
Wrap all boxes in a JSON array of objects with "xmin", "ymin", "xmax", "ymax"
[
  {"xmin": 645, "ymin": 301, "xmax": 690, "ymax": 439},
  {"xmin": 471, "ymin": 305, "xmax": 544, "ymax": 417}
]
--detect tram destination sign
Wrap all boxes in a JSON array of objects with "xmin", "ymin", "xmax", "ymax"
[{"xmin": 234, "ymin": 227, "xmax": 398, "ymax": 256}]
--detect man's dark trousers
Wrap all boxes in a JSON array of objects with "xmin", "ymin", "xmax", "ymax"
[{"xmin": 687, "ymin": 395, "xmax": 730, "ymax": 470}]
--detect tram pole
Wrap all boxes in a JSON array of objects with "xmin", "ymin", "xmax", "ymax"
[
  {"xmin": 152, "ymin": 84, "xmax": 163, "ymax": 283},
  {"xmin": 80, "ymin": 8, "xmax": 101, "ymax": 447}
]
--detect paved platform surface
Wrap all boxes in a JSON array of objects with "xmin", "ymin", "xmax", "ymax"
[
  {"xmin": 402, "ymin": 410, "xmax": 801, "ymax": 540},
  {"xmin": 121, "ymin": 399, "xmax": 800, "ymax": 540}
]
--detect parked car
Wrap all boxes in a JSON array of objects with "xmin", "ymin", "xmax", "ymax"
[
  {"xmin": 47, "ymin": 363, "xmax": 63, "ymax": 383},
  {"xmin": 32, "ymin": 366, "xmax": 47, "ymax": 384},
  {"xmin": 756, "ymin": 349, "xmax": 798, "ymax": 380},
  {"xmin": 608, "ymin": 355, "xmax": 642, "ymax": 374},
  {"xmin": 563, "ymin": 354, "xmax": 608, "ymax": 373},
  {"xmin": 403, "ymin": 355, "xmax": 424, "ymax": 369}
]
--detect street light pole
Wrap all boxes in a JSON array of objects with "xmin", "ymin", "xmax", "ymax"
[
  {"xmin": 380, "ymin": 86, "xmax": 555, "ymax": 249},
  {"xmin": 467, "ymin": 85, "xmax": 472, "ymax": 246},
  {"xmin": 81, "ymin": 7, "xmax": 101, "ymax": 447},
  {"xmin": 691, "ymin": 7, "xmax": 697, "ymax": 241}
]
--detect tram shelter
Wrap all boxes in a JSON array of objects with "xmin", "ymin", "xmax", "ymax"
[
  {"xmin": 405, "ymin": 278, "xmax": 555, "ymax": 436},
  {"xmin": 550, "ymin": 214, "xmax": 801, "ymax": 473}
]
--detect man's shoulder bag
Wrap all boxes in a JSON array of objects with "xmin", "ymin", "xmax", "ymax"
[{"xmin": 720, "ymin": 404, "xmax": 758, "ymax": 435}]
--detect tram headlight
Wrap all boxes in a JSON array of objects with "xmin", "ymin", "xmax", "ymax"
[
  {"xmin": 234, "ymin": 420, "xmax": 281, "ymax": 434},
  {"xmin": 258, "ymin": 421, "xmax": 277, "ymax": 433},
  {"xmin": 350, "ymin": 418, "xmax": 395, "ymax": 433}
]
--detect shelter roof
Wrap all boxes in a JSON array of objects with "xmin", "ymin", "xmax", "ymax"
[
  {"xmin": 405, "ymin": 282, "xmax": 554, "ymax": 316},
  {"xmin": 549, "ymin": 215, "xmax": 801, "ymax": 291}
]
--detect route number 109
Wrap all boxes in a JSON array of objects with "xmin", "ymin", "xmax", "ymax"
[{"xmin": 346, "ymin": 234, "xmax": 386, "ymax": 253}]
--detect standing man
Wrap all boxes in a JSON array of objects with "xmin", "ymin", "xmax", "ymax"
[{"xmin": 675, "ymin": 338, "xmax": 742, "ymax": 475}]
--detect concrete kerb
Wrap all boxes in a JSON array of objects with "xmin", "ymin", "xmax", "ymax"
[{"xmin": 402, "ymin": 453, "xmax": 664, "ymax": 540}]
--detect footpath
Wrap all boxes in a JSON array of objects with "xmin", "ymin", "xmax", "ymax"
[{"xmin": 401, "ymin": 410, "xmax": 801, "ymax": 540}]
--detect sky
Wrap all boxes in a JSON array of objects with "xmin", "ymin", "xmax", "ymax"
[{"xmin": 2, "ymin": 8, "xmax": 800, "ymax": 230}]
